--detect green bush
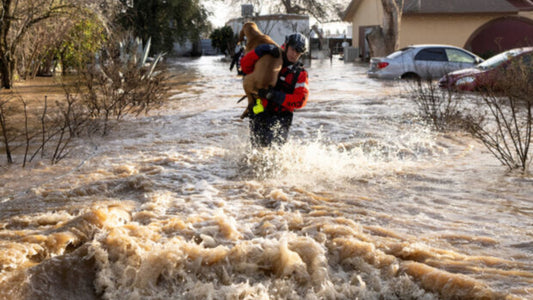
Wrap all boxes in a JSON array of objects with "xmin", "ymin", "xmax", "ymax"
[{"xmin": 209, "ymin": 26, "xmax": 236, "ymax": 56}]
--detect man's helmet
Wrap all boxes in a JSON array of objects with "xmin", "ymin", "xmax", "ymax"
[{"xmin": 285, "ymin": 33, "xmax": 307, "ymax": 53}]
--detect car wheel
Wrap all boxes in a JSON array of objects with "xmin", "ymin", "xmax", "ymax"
[{"xmin": 401, "ymin": 72, "xmax": 421, "ymax": 81}]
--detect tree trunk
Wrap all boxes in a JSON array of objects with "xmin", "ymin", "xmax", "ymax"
[
  {"xmin": 0, "ymin": 0, "xmax": 77, "ymax": 88},
  {"xmin": 1, "ymin": 0, "xmax": 14, "ymax": 89},
  {"xmin": 366, "ymin": 0, "xmax": 404, "ymax": 58},
  {"xmin": 0, "ymin": 105, "xmax": 13, "ymax": 164},
  {"xmin": 0, "ymin": 55, "xmax": 13, "ymax": 89},
  {"xmin": 366, "ymin": 28, "xmax": 386, "ymax": 58}
]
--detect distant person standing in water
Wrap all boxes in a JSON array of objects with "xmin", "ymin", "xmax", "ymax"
[
  {"xmin": 230, "ymin": 44, "xmax": 244, "ymax": 75},
  {"xmin": 240, "ymin": 33, "xmax": 309, "ymax": 148}
]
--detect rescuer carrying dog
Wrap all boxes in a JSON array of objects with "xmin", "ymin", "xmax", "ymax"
[{"xmin": 240, "ymin": 33, "xmax": 309, "ymax": 148}]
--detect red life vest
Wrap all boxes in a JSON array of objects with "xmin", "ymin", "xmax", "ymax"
[{"xmin": 240, "ymin": 50, "xmax": 309, "ymax": 113}]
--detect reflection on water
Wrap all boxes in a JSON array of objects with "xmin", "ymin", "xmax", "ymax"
[{"xmin": 0, "ymin": 56, "xmax": 532, "ymax": 299}]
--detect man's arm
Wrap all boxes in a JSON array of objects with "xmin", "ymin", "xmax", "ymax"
[
  {"xmin": 258, "ymin": 70, "xmax": 309, "ymax": 110},
  {"xmin": 239, "ymin": 44, "xmax": 280, "ymax": 75}
]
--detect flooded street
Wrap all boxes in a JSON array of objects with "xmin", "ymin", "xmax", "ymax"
[{"xmin": 0, "ymin": 56, "xmax": 532, "ymax": 299}]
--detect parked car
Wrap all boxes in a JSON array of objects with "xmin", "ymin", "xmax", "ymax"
[
  {"xmin": 438, "ymin": 47, "xmax": 533, "ymax": 91},
  {"xmin": 367, "ymin": 44, "xmax": 484, "ymax": 80}
]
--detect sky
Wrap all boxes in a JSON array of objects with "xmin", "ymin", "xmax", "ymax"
[
  {"xmin": 201, "ymin": 0, "xmax": 351, "ymax": 37},
  {"xmin": 202, "ymin": 0, "xmax": 234, "ymax": 28}
]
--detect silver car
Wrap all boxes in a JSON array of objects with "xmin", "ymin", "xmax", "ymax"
[{"xmin": 368, "ymin": 44, "xmax": 484, "ymax": 80}]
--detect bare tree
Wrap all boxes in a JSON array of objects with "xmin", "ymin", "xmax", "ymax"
[
  {"xmin": 0, "ymin": 0, "xmax": 123, "ymax": 89},
  {"xmin": 366, "ymin": 0, "xmax": 404, "ymax": 57},
  {"xmin": 222, "ymin": 0, "xmax": 346, "ymax": 22},
  {"xmin": 0, "ymin": 0, "xmax": 77, "ymax": 88},
  {"xmin": 16, "ymin": 16, "xmax": 74, "ymax": 79}
]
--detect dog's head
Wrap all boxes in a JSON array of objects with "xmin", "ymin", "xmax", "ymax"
[{"xmin": 239, "ymin": 22, "xmax": 261, "ymax": 43}]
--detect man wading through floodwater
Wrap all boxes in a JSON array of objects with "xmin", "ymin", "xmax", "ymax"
[{"xmin": 240, "ymin": 33, "xmax": 309, "ymax": 148}]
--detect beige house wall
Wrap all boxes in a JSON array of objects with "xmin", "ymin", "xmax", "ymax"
[
  {"xmin": 350, "ymin": 0, "xmax": 384, "ymax": 47},
  {"xmin": 345, "ymin": 2, "xmax": 533, "ymax": 57},
  {"xmin": 399, "ymin": 14, "xmax": 506, "ymax": 48}
]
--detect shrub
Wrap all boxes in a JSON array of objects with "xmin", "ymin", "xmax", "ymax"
[
  {"xmin": 408, "ymin": 61, "xmax": 533, "ymax": 171},
  {"xmin": 407, "ymin": 80, "xmax": 467, "ymax": 131},
  {"xmin": 0, "ymin": 31, "xmax": 169, "ymax": 166},
  {"xmin": 209, "ymin": 26, "xmax": 236, "ymax": 56},
  {"xmin": 72, "ymin": 31, "xmax": 169, "ymax": 135},
  {"xmin": 0, "ymin": 93, "xmax": 89, "ymax": 166},
  {"xmin": 463, "ymin": 62, "xmax": 533, "ymax": 171}
]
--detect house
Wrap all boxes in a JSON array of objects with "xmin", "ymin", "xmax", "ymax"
[
  {"xmin": 226, "ymin": 14, "xmax": 310, "ymax": 47},
  {"xmin": 342, "ymin": 0, "xmax": 533, "ymax": 61},
  {"xmin": 309, "ymin": 23, "xmax": 353, "ymax": 58}
]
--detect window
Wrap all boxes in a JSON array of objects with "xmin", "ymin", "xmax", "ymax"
[
  {"xmin": 387, "ymin": 47, "xmax": 412, "ymax": 59},
  {"xmin": 445, "ymin": 49, "xmax": 476, "ymax": 63},
  {"xmin": 414, "ymin": 48, "xmax": 447, "ymax": 61}
]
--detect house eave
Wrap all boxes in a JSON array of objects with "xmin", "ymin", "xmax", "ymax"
[
  {"xmin": 342, "ymin": 0, "xmax": 363, "ymax": 21},
  {"xmin": 403, "ymin": 11, "xmax": 519, "ymax": 16},
  {"xmin": 342, "ymin": 0, "xmax": 524, "ymax": 22}
]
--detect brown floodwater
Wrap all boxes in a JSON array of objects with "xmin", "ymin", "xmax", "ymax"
[{"xmin": 0, "ymin": 56, "xmax": 532, "ymax": 299}]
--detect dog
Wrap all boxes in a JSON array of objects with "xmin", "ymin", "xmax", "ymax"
[{"xmin": 237, "ymin": 22, "xmax": 283, "ymax": 119}]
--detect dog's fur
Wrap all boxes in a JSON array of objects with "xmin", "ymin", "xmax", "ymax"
[{"xmin": 238, "ymin": 22, "xmax": 283, "ymax": 118}]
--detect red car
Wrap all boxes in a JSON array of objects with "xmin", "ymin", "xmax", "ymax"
[{"xmin": 438, "ymin": 47, "xmax": 533, "ymax": 91}]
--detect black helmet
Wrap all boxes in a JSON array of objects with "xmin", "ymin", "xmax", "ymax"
[{"xmin": 285, "ymin": 33, "xmax": 307, "ymax": 53}]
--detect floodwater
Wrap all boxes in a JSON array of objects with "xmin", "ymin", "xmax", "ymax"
[{"xmin": 0, "ymin": 56, "xmax": 532, "ymax": 299}]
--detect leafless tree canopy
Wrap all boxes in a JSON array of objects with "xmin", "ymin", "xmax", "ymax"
[
  {"xmin": 0, "ymin": 0, "xmax": 124, "ymax": 88},
  {"xmin": 222, "ymin": 0, "xmax": 346, "ymax": 22}
]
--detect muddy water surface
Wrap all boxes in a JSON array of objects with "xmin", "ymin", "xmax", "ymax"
[{"xmin": 0, "ymin": 56, "xmax": 532, "ymax": 299}]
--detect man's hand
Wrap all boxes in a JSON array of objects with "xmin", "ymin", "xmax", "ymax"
[
  {"xmin": 258, "ymin": 88, "xmax": 285, "ymax": 105},
  {"xmin": 255, "ymin": 44, "xmax": 280, "ymax": 58},
  {"xmin": 258, "ymin": 88, "xmax": 273, "ymax": 100}
]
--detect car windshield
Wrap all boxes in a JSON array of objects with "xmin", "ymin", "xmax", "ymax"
[
  {"xmin": 386, "ymin": 47, "xmax": 412, "ymax": 59},
  {"xmin": 477, "ymin": 49, "xmax": 523, "ymax": 70}
]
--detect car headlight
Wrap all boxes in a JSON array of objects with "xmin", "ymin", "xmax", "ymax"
[{"xmin": 455, "ymin": 76, "xmax": 475, "ymax": 86}]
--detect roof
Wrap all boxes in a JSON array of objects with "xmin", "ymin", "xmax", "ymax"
[
  {"xmin": 227, "ymin": 14, "xmax": 309, "ymax": 25},
  {"xmin": 404, "ymin": 0, "xmax": 518, "ymax": 14},
  {"xmin": 343, "ymin": 0, "xmax": 524, "ymax": 21},
  {"xmin": 506, "ymin": 0, "xmax": 533, "ymax": 10},
  {"xmin": 401, "ymin": 44, "xmax": 475, "ymax": 48}
]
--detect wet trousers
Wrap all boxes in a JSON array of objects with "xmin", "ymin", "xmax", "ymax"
[{"xmin": 249, "ymin": 111, "xmax": 293, "ymax": 148}]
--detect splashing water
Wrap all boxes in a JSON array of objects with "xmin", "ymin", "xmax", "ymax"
[{"xmin": 0, "ymin": 56, "xmax": 532, "ymax": 299}]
